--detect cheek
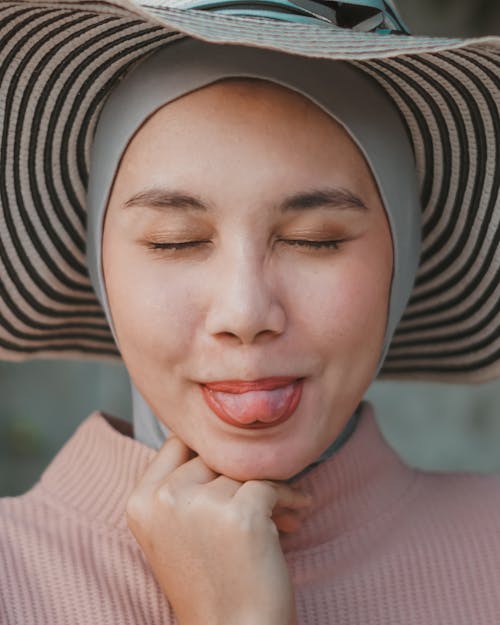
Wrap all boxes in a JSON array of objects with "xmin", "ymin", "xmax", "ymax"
[
  {"xmin": 105, "ymin": 257, "xmax": 200, "ymax": 368},
  {"xmin": 289, "ymin": 254, "xmax": 390, "ymax": 357}
]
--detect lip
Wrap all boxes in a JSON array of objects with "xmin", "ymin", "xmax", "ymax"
[
  {"xmin": 203, "ymin": 376, "xmax": 300, "ymax": 393},
  {"xmin": 201, "ymin": 377, "xmax": 304, "ymax": 429}
]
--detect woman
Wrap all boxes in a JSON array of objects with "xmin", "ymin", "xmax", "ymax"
[{"xmin": 0, "ymin": 1, "xmax": 499, "ymax": 624}]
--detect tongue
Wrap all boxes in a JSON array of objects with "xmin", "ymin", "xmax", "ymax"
[{"xmin": 210, "ymin": 385, "xmax": 295, "ymax": 424}]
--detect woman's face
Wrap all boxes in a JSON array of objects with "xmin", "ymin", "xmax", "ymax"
[{"xmin": 103, "ymin": 79, "xmax": 393, "ymax": 481}]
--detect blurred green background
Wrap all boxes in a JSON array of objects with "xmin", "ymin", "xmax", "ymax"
[{"xmin": 1, "ymin": 0, "xmax": 500, "ymax": 496}]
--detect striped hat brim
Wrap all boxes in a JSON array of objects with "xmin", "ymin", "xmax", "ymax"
[{"xmin": 1, "ymin": 0, "xmax": 499, "ymax": 382}]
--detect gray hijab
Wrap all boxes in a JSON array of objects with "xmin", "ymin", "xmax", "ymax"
[{"xmin": 86, "ymin": 37, "xmax": 421, "ymax": 450}]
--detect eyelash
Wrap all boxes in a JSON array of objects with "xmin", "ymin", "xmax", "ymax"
[
  {"xmin": 147, "ymin": 239, "xmax": 343, "ymax": 251},
  {"xmin": 148, "ymin": 240, "xmax": 210, "ymax": 251},
  {"xmin": 281, "ymin": 239, "xmax": 342, "ymax": 250}
]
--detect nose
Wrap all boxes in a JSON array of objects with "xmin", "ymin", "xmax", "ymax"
[{"xmin": 204, "ymin": 248, "xmax": 286, "ymax": 345}]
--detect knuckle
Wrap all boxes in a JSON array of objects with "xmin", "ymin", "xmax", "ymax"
[
  {"xmin": 248, "ymin": 479, "xmax": 275, "ymax": 494},
  {"xmin": 125, "ymin": 495, "xmax": 151, "ymax": 536},
  {"xmin": 126, "ymin": 491, "xmax": 146, "ymax": 522},
  {"xmin": 224, "ymin": 506, "xmax": 247, "ymax": 532},
  {"xmin": 242, "ymin": 479, "xmax": 264, "ymax": 495},
  {"xmin": 225, "ymin": 502, "xmax": 262, "ymax": 534},
  {"xmin": 156, "ymin": 483, "xmax": 177, "ymax": 508}
]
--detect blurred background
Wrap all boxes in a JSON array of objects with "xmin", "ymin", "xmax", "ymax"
[
  {"xmin": 1, "ymin": 0, "xmax": 500, "ymax": 496},
  {"xmin": 398, "ymin": 0, "xmax": 500, "ymax": 36}
]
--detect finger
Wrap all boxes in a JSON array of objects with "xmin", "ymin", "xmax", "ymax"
[
  {"xmin": 272, "ymin": 510, "xmax": 305, "ymax": 534},
  {"xmin": 261, "ymin": 481, "xmax": 313, "ymax": 511},
  {"xmin": 234, "ymin": 480, "xmax": 312, "ymax": 517},
  {"xmin": 137, "ymin": 435, "xmax": 192, "ymax": 489},
  {"xmin": 165, "ymin": 455, "xmax": 219, "ymax": 490},
  {"xmin": 205, "ymin": 474, "xmax": 242, "ymax": 499}
]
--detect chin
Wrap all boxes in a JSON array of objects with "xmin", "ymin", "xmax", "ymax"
[
  {"xmin": 213, "ymin": 465, "xmax": 299, "ymax": 483},
  {"xmin": 200, "ymin": 448, "xmax": 307, "ymax": 483}
]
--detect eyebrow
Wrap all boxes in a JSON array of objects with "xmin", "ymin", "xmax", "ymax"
[
  {"xmin": 124, "ymin": 189, "xmax": 208, "ymax": 211},
  {"xmin": 123, "ymin": 187, "xmax": 368, "ymax": 213},
  {"xmin": 280, "ymin": 188, "xmax": 368, "ymax": 212}
]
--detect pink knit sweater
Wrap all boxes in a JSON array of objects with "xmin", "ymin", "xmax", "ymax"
[{"xmin": 2, "ymin": 403, "xmax": 500, "ymax": 624}]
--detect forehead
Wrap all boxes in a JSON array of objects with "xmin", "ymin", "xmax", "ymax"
[
  {"xmin": 109, "ymin": 76, "xmax": 380, "ymax": 214},
  {"xmin": 134, "ymin": 75, "xmax": 347, "ymax": 138},
  {"xmin": 118, "ymin": 76, "xmax": 371, "ymax": 185},
  {"xmin": 179, "ymin": 76, "xmax": 327, "ymax": 109}
]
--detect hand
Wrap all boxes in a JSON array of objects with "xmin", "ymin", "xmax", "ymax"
[{"xmin": 126, "ymin": 435, "xmax": 312, "ymax": 625}]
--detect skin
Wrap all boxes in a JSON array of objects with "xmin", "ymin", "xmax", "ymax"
[
  {"xmin": 102, "ymin": 78, "xmax": 393, "ymax": 625},
  {"xmin": 103, "ymin": 78, "xmax": 393, "ymax": 482}
]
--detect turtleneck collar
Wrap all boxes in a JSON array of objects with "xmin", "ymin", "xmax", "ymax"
[
  {"xmin": 37, "ymin": 403, "xmax": 419, "ymax": 551},
  {"xmin": 280, "ymin": 403, "xmax": 419, "ymax": 556}
]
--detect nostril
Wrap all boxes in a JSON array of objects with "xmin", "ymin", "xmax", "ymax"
[{"xmin": 213, "ymin": 327, "xmax": 280, "ymax": 345}]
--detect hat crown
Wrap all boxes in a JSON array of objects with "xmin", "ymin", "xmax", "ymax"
[{"xmin": 180, "ymin": 0, "xmax": 410, "ymax": 33}]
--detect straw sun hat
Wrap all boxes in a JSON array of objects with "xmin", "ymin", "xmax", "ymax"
[{"xmin": 0, "ymin": 0, "xmax": 498, "ymax": 382}]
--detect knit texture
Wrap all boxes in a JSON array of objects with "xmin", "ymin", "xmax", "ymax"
[{"xmin": 2, "ymin": 403, "xmax": 500, "ymax": 624}]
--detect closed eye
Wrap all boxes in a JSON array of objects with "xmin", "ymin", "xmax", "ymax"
[
  {"xmin": 280, "ymin": 239, "xmax": 344, "ymax": 250},
  {"xmin": 147, "ymin": 240, "xmax": 211, "ymax": 251},
  {"xmin": 146, "ymin": 239, "xmax": 345, "ymax": 252}
]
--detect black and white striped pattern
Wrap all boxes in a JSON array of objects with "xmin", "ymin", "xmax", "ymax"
[
  {"xmin": 0, "ymin": 0, "xmax": 499, "ymax": 381},
  {"xmin": 359, "ymin": 49, "xmax": 500, "ymax": 379}
]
